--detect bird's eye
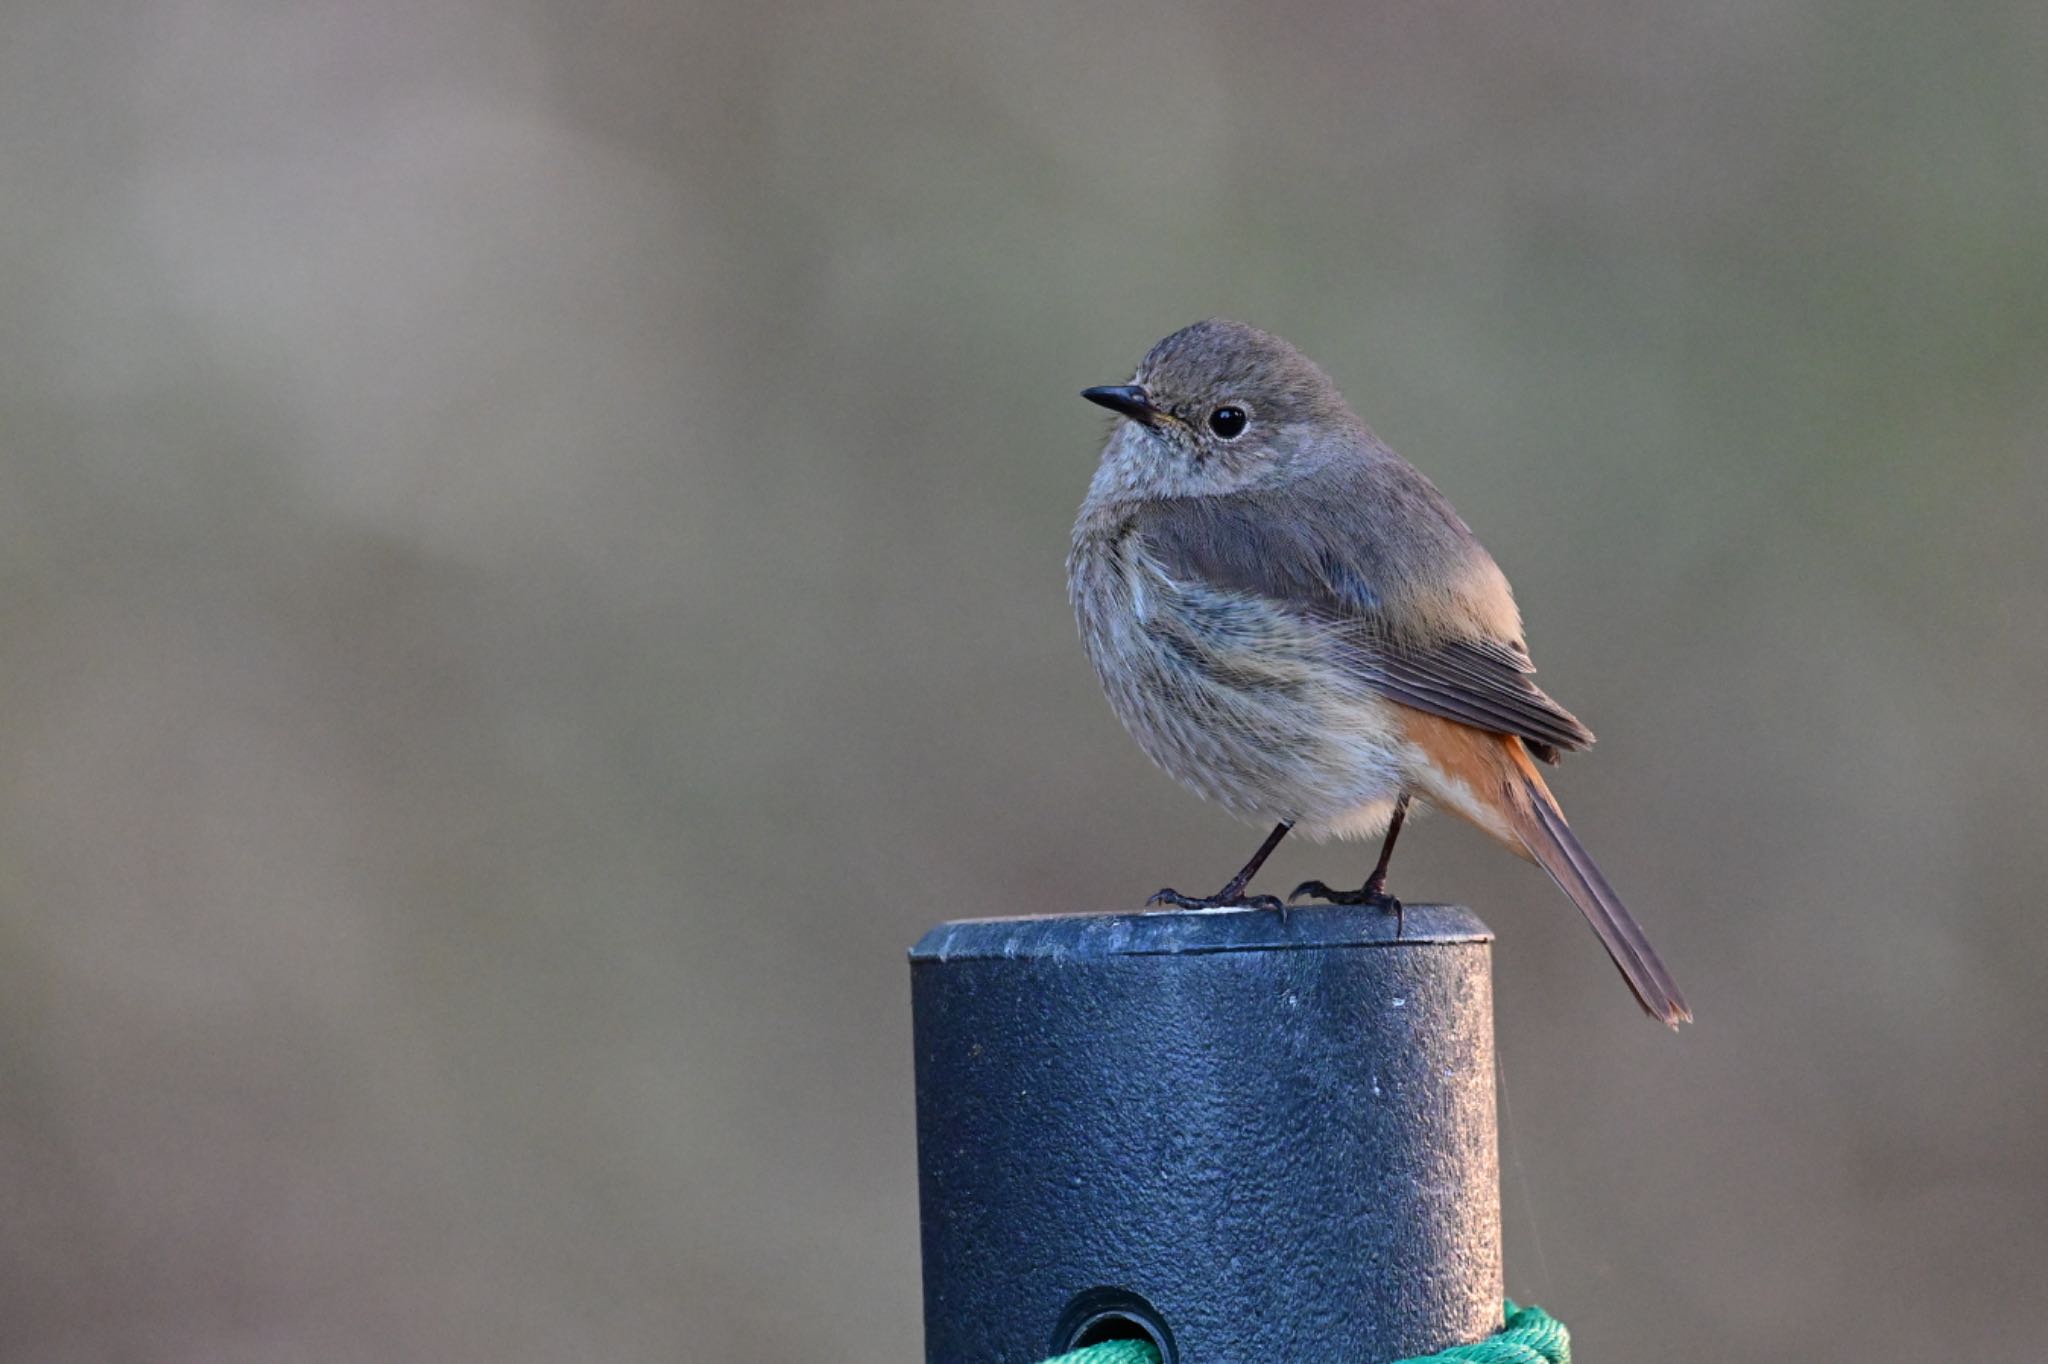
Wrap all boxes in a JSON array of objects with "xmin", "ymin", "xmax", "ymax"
[{"xmin": 1207, "ymin": 405, "xmax": 1248, "ymax": 439}]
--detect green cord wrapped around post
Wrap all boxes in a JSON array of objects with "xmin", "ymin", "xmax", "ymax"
[
  {"xmin": 1039, "ymin": 1342, "xmax": 1157, "ymax": 1364},
  {"xmin": 1038, "ymin": 1301, "xmax": 1569, "ymax": 1364}
]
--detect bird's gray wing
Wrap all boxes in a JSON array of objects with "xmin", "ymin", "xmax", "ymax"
[{"xmin": 1133, "ymin": 489, "xmax": 1595, "ymax": 759}]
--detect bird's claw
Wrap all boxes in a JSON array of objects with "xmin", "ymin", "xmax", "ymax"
[
  {"xmin": 1146, "ymin": 888, "xmax": 1287, "ymax": 916},
  {"xmin": 1288, "ymin": 879, "xmax": 1405, "ymax": 938}
]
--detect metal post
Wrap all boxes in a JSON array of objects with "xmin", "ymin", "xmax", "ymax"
[{"xmin": 910, "ymin": 903, "xmax": 1501, "ymax": 1363}]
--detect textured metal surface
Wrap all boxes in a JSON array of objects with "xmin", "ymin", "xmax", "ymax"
[{"xmin": 911, "ymin": 903, "xmax": 1501, "ymax": 1364}]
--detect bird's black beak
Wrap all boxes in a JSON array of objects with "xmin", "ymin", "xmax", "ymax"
[{"xmin": 1081, "ymin": 384, "xmax": 1163, "ymax": 427}]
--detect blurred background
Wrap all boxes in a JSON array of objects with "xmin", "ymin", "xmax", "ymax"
[{"xmin": 1, "ymin": 0, "xmax": 2043, "ymax": 1359}]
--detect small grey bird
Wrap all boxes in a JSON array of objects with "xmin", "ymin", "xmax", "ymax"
[{"xmin": 1067, "ymin": 320, "xmax": 1688, "ymax": 1025}]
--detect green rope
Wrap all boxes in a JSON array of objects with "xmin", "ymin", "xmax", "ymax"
[
  {"xmin": 1039, "ymin": 1300, "xmax": 1567, "ymax": 1364},
  {"xmin": 1041, "ymin": 1342, "xmax": 1159, "ymax": 1364},
  {"xmin": 1395, "ymin": 1301, "xmax": 1570, "ymax": 1364}
]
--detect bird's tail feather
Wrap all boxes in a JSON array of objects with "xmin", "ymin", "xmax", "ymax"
[{"xmin": 1510, "ymin": 758, "xmax": 1691, "ymax": 1027}]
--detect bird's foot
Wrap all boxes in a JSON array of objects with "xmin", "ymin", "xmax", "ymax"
[
  {"xmin": 1146, "ymin": 887, "xmax": 1287, "ymax": 917},
  {"xmin": 1288, "ymin": 876, "xmax": 1405, "ymax": 938}
]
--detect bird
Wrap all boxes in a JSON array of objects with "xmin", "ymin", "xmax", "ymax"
[{"xmin": 1066, "ymin": 319, "xmax": 1688, "ymax": 1026}]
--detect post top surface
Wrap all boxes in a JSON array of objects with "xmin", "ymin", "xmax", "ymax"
[{"xmin": 909, "ymin": 902, "xmax": 1490, "ymax": 963}]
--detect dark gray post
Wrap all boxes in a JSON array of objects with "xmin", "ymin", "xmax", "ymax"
[{"xmin": 910, "ymin": 903, "xmax": 1501, "ymax": 1364}]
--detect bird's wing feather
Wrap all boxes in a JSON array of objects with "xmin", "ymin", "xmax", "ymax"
[{"xmin": 1133, "ymin": 477, "xmax": 1595, "ymax": 757}]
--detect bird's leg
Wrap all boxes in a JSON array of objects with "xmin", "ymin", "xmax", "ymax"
[
  {"xmin": 1359, "ymin": 793, "xmax": 1409, "ymax": 903},
  {"xmin": 1147, "ymin": 820, "xmax": 1293, "ymax": 915},
  {"xmin": 1291, "ymin": 794, "xmax": 1411, "ymax": 936}
]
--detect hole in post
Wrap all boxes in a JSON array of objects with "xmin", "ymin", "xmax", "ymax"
[
  {"xmin": 1073, "ymin": 1316, "xmax": 1147, "ymax": 1347},
  {"xmin": 1052, "ymin": 1288, "xmax": 1175, "ymax": 1362}
]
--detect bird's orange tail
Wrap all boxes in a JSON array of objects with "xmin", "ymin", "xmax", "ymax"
[
  {"xmin": 1397, "ymin": 707, "xmax": 1689, "ymax": 1026},
  {"xmin": 1504, "ymin": 744, "xmax": 1690, "ymax": 1026}
]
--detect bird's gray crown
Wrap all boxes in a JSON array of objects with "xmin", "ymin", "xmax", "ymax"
[{"xmin": 1135, "ymin": 319, "xmax": 1356, "ymax": 429}]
